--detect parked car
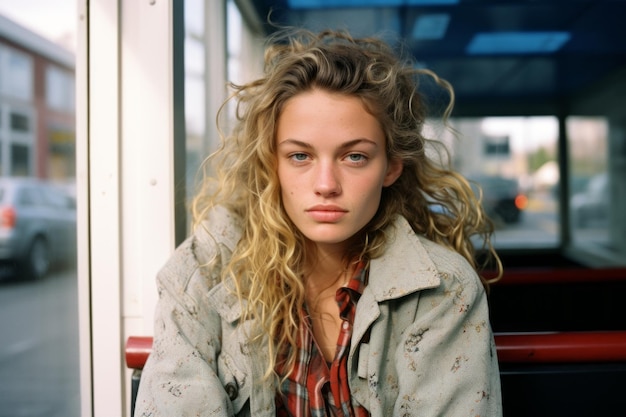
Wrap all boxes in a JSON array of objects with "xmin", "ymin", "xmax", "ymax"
[
  {"xmin": 570, "ymin": 173, "xmax": 609, "ymax": 228},
  {"xmin": 469, "ymin": 175, "xmax": 527, "ymax": 224},
  {"xmin": 0, "ymin": 177, "xmax": 76, "ymax": 279}
]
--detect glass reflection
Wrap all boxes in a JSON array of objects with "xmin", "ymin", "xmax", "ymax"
[
  {"xmin": 445, "ymin": 117, "xmax": 560, "ymax": 249},
  {"xmin": 0, "ymin": 4, "xmax": 79, "ymax": 416},
  {"xmin": 568, "ymin": 117, "xmax": 610, "ymax": 246}
]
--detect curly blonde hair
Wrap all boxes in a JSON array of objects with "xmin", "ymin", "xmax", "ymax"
[{"xmin": 192, "ymin": 28, "xmax": 501, "ymax": 378}]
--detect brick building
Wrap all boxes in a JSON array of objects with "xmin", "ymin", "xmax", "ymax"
[{"xmin": 0, "ymin": 14, "xmax": 75, "ymax": 180}]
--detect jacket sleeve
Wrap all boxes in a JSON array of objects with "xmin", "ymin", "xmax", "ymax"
[
  {"xmin": 394, "ymin": 260, "xmax": 502, "ymax": 417},
  {"xmin": 133, "ymin": 231, "xmax": 236, "ymax": 417}
]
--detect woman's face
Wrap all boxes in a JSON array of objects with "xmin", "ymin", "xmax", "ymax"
[{"xmin": 276, "ymin": 89, "xmax": 402, "ymax": 252}]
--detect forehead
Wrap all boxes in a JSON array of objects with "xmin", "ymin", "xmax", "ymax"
[{"xmin": 276, "ymin": 90, "xmax": 384, "ymax": 143}]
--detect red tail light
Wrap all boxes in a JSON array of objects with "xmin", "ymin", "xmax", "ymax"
[
  {"xmin": 0, "ymin": 206, "xmax": 16, "ymax": 228},
  {"xmin": 515, "ymin": 194, "xmax": 528, "ymax": 210}
]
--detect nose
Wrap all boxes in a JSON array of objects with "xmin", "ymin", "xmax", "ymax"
[{"xmin": 314, "ymin": 161, "xmax": 341, "ymax": 197}]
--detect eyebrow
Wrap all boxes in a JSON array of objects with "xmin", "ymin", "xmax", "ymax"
[{"xmin": 277, "ymin": 138, "xmax": 379, "ymax": 150}]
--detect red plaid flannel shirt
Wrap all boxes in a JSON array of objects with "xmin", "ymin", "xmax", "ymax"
[{"xmin": 275, "ymin": 262, "xmax": 370, "ymax": 417}]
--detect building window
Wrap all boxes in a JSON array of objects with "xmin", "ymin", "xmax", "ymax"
[
  {"xmin": 10, "ymin": 112, "xmax": 30, "ymax": 132},
  {"xmin": 46, "ymin": 65, "xmax": 75, "ymax": 112},
  {"xmin": 10, "ymin": 143, "xmax": 30, "ymax": 176},
  {"xmin": 0, "ymin": 45, "xmax": 33, "ymax": 101},
  {"xmin": 49, "ymin": 128, "xmax": 76, "ymax": 178}
]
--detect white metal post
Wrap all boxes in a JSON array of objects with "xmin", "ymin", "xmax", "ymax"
[
  {"xmin": 75, "ymin": 0, "xmax": 91, "ymax": 415},
  {"xmin": 82, "ymin": 0, "xmax": 176, "ymax": 415}
]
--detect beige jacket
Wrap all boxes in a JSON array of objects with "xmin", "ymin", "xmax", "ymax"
[{"xmin": 135, "ymin": 206, "xmax": 502, "ymax": 416}]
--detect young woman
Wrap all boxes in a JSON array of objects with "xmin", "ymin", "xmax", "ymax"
[{"xmin": 135, "ymin": 29, "xmax": 503, "ymax": 417}]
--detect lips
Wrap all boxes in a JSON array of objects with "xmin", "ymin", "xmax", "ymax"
[{"xmin": 306, "ymin": 205, "xmax": 348, "ymax": 222}]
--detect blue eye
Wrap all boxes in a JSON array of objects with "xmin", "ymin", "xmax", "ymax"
[
  {"xmin": 347, "ymin": 153, "xmax": 367, "ymax": 162},
  {"xmin": 290, "ymin": 153, "xmax": 308, "ymax": 161}
]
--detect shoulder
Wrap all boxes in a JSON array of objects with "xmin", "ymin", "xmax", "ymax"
[
  {"xmin": 192, "ymin": 205, "xmax": 243, "ymax": 265},
  {"xmin": 416, "ymin": 234, "xmax": 483, "ymax": 302},
  {"xmin": 394, "ymin": 213, "xmax": 480, "ymax": 286},
  {"xmin": 417, "ymin": 235, "xmax": 478, "ymax": 280},
  {"xmin": 370, "ymin": 216, "xmax": 481, "ymax": 299},
  {"xmin": 157, "ymin": 205, "xmax": 243, "ymax": 296}
]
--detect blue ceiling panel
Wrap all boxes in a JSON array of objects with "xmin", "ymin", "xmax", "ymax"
[
  {"xmin": 466, "ymin": 32, "xmax": 571, "ymax": 55},
  {"xmin": 248, "ymin": 0, "xmax": 626, "ymax": 114},
  {"xmin": 287, "ymin": 0, "xmax": 459, "ymax": 9}
]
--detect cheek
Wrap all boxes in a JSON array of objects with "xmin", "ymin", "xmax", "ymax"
[
  {"xmin": 279, "ymin": 176, "xmax": 292, "ymax": 193},
  {"xmin": 280, "ymin": 183, "xmax": 296, "ymax": 205},
  {"xmin": 277, "ymin": 170, "xmax": 288, "ymax": 192},
  {"xmin": 279, "ymin": 170, "xmax": 299, "ymax": 193},
  {"xmin": 364, "ymin": 181, "xmax": 386, "ymax": 209},
  {"xmin": 362, "ymin": 173, "xmax": 386, "ymax": 196},
  {"xmin": 277, "ymin": 162, "xmax": 295, "ymax": 182}
]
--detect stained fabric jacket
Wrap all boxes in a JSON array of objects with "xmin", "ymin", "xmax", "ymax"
[{"xmin": 134, "ymin": 206, "xmax": 502, "ymax": 417}]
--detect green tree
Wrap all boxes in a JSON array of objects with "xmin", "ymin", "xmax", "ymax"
[{"xmin": 528, "ymin": 147, "xmax": 555, "ymax": 173}]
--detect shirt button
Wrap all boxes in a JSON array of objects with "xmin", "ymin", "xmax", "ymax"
[{"xmin": 342, "ymin": 321, "xmax": 350, "ymax": 330}]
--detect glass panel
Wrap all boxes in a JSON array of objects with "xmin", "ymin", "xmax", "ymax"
[
  {"xmin": 16, "ymin": 186, "xmax": 39, "ymax": 206},
  {"xmin": 184, "ymin": 0, "xmax": 206, "ymax": 207},
  {"xmin": 567, "ymin": 117, "xmax": 610, "ymax": 247},
  {"xmin": 0, "ymin": 3, "xmax": 79, "ymax": 416},
  {"xmin": 182, "ymin": 0, "xmax": 265, "ymax": 234},
  {"xmin": 226, "ymin": 0, "xmax": 244, "ymax": 84},
  {"xmin": 445, "ymin": 116, "xmax": 560, "ymax": 249}
]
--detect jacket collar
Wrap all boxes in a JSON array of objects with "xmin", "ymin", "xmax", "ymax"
[{"xmin": 367, "ymin": 215, "xmax": 441, "ymax": 301}]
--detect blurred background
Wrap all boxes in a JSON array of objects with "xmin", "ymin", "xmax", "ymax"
[{"xmin": 1, "ymin": 0, "xmax": 625, "ymax": 416}]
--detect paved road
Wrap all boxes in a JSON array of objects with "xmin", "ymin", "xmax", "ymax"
[{"xmin": 0, "ymin": 268, "xmax": 80, "ymax": 417}]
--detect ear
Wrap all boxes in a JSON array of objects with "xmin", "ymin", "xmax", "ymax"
[{"xmin": 383, "ymin": 157, "xmax": 403, "ymax": 187}]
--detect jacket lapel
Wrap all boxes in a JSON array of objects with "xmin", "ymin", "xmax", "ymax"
[
  {"xmin": 349, "ymin": 217, "xmax": 442, "ymax": 413},
  {"xmin": 351, "ymin": 215, "xmax": 441, "ymax": 355}
]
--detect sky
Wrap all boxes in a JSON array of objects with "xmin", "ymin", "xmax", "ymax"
[{"xmin": 0, "ymin": 0, "xmax": 77, "ymax": 51}]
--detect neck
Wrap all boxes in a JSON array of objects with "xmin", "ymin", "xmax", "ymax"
[
  {"xmin": 303, "ymin": 242, "xmax": 350, "ymax": 294},
  {"xmin": 302, "ymin": 231, "xmax": 366, "ymax": 293}
]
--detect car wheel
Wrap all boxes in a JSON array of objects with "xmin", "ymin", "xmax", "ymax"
[{"xmin": 24, "ymin": 237, "xmax": 50, "ymax": 280}]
